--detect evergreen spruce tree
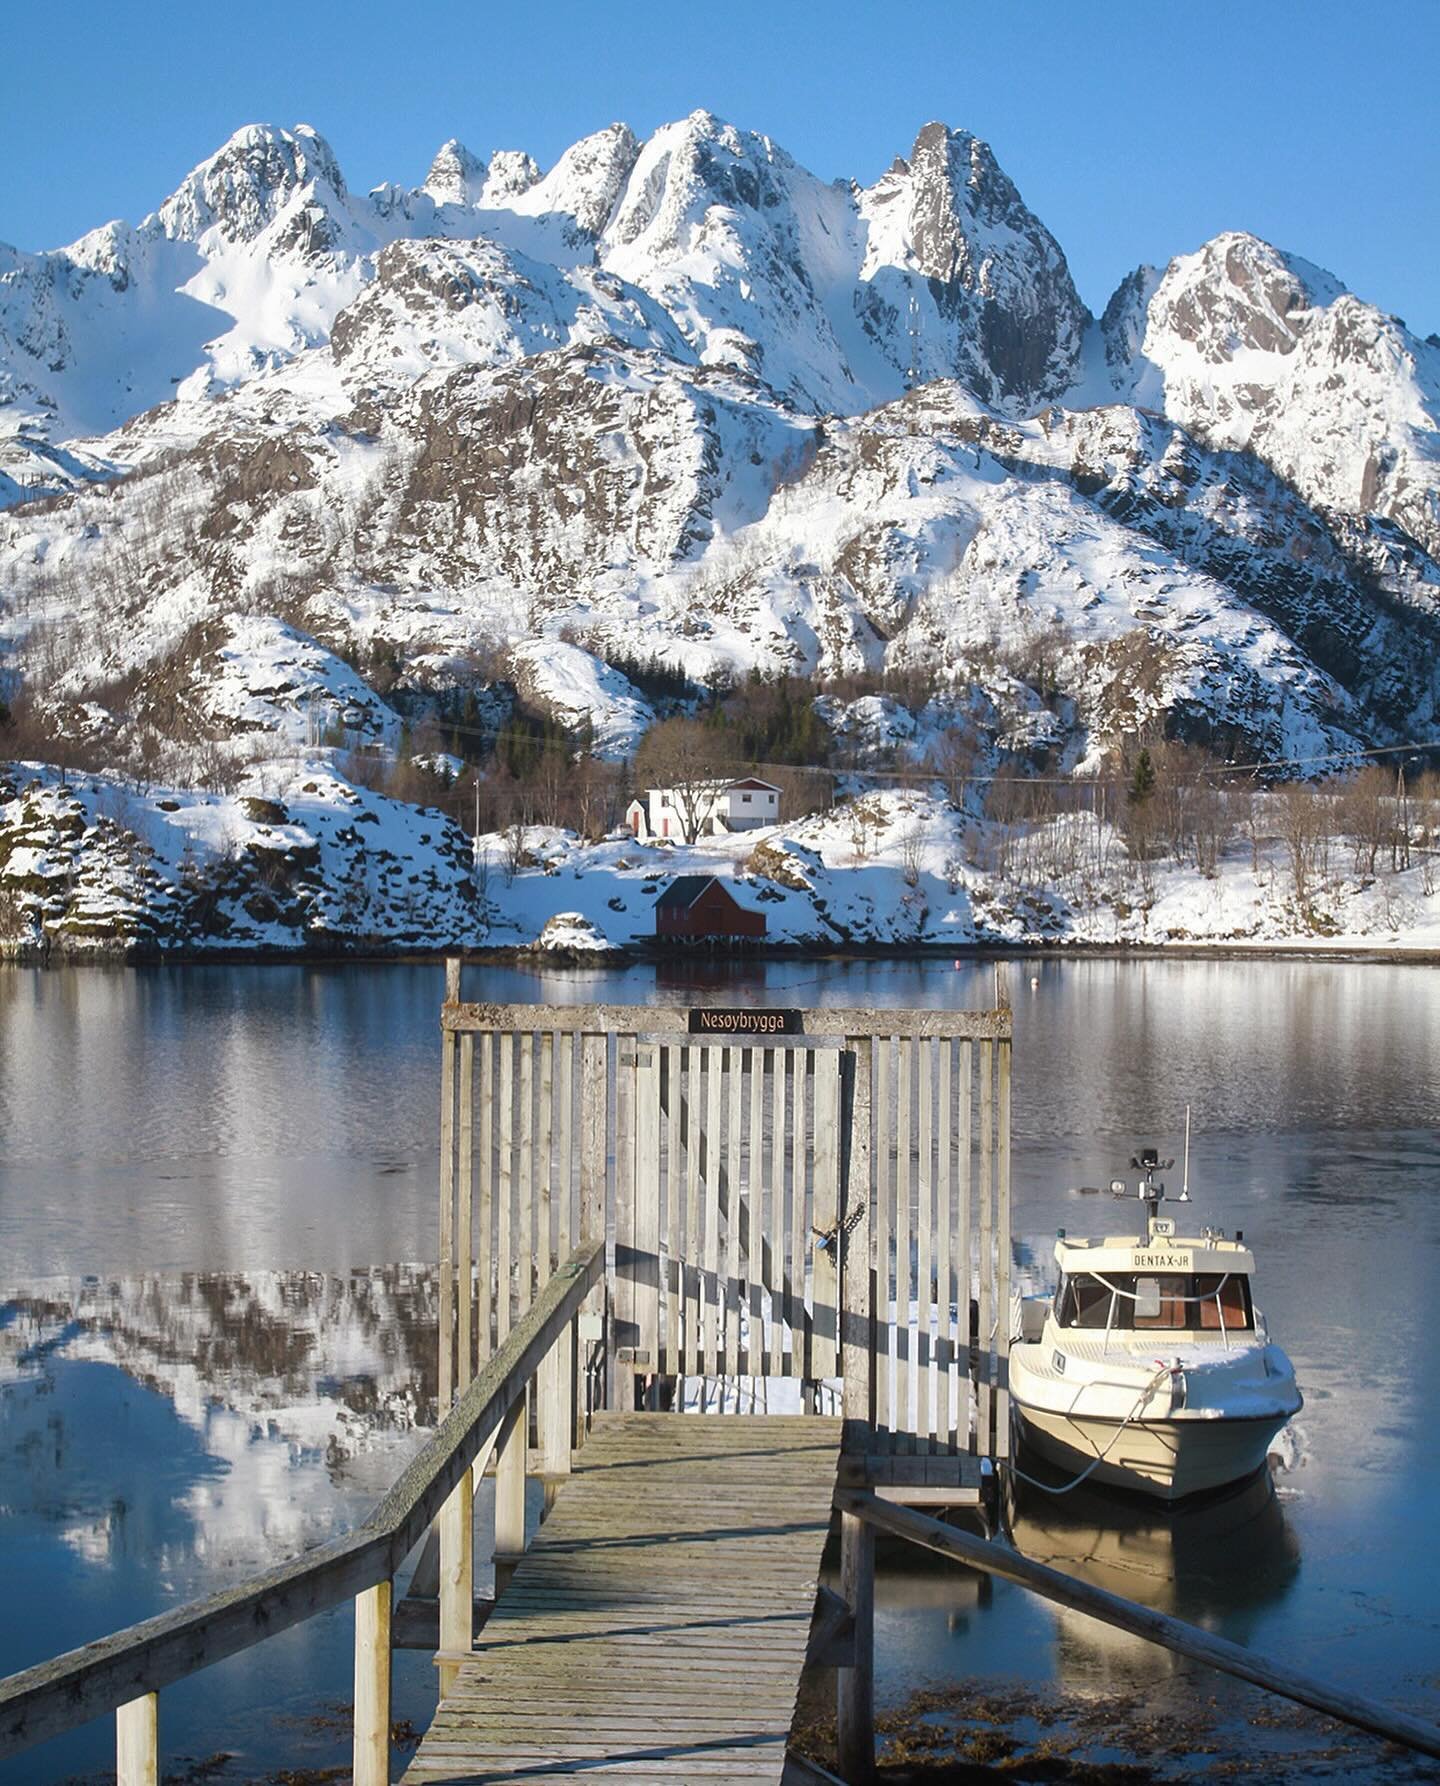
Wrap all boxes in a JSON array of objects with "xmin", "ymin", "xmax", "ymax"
[{"xmin": 1128, "ymin": 748, "xmax": 1156, "ymax": 807}]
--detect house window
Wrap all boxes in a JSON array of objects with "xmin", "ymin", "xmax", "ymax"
[{"xmin": 742, "ymin": 794, "xmax": 752, "ymax": 804}]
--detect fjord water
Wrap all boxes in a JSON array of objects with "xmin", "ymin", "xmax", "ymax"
[{"xmin": 2, "ymin": 958, "xmax": 1438, "ymax": 1781}]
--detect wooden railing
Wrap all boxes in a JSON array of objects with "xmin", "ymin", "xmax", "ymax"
[
  {"xmin": 830, "ymin": 1490, "xmax": 1440, "ymax": 1783},
  {"xmin": 0, "ymin": 1238, "xmax": 605, "ymax": 1786}
]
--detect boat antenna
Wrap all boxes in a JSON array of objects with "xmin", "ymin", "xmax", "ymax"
[{"xmin": 1179, "ymin": 1105, "xmax": 1191, "ymax": 1202}]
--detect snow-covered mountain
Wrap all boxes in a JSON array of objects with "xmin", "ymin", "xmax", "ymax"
[
  {"xmin": 1096, "ymin": 231, "xmax": 1440, "ymax": 560},
  {"xmin": 2, "ymin": 111, "xmax": 1438, "ymax": 953}
]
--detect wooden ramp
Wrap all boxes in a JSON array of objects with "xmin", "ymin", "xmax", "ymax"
[{"xmin": 404, "ymin": 1413, "xmax": 842, "ymax": 1784}]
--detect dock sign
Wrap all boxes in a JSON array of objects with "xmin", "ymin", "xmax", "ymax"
[{"xmin": 688, "ymin": 1007, "xmax": 803, "ymax": 1036}]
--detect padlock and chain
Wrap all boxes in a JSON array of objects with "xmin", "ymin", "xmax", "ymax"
[{"xmin": 812, "ymin": 1199, "xmax": 866, "ymax": 1260}]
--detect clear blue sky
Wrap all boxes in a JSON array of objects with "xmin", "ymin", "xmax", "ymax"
[{"xmin": 5, "ymin": 0, "xmax": 1437, "ymax": 334}]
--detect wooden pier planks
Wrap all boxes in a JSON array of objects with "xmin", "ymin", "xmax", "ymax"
[{"xmin": 404, "ymin": 1413, "xmax": 842, "ymax": 1784}]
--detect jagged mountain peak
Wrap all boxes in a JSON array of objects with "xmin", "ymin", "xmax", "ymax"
[
  {"xmin": 424, "ymin": 138, "xmax": 487, "ymax": 207},
  {"xmin": 152, "ymin": 122, "xmax": 348, "ymax": 246},
  {"xmin": 514, "ymin": 123, "xmax": 640, "ymax": 237},
  {"xmin": 482, "ymin": 150, "xmax": 542, "ymax": 205},
  {"xmin": 856, "ymin": 118, "xmax": 1089, "ymax": 408},
  {"xmin": 605, "ymin": 110, "xmax": 798, "ymax": 254},
  {"xmin": 1146, "ymin": 230, "xmax": 1347, "ymax": 364}
]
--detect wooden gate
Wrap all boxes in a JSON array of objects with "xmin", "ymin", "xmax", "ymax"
[
  {"xmin": 437, "ymin": 985, "xmax": 1012, "ymax": 1474},
  {"xmin": 618, "ymin": 1037, "xmax": 844, "ymax": 1397}
]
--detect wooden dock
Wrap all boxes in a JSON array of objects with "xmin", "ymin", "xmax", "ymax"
[
  {"xmin": 405, "ymin": 1413, "xmax": 841, "ymax": 1784},
  {"xmin": 6, "ymin": 978, "xmax": 1440, "ymax": 1784}
]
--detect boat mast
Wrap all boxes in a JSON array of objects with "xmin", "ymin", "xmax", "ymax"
[{"xmin": 1130, "ymin": 1147, "xmax": 1176, "ymax": 1238}]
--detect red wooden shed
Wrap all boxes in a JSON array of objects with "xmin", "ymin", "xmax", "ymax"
[{"xmin": 654, "ymin": 875, "xmax": 766, "ymax": 941}]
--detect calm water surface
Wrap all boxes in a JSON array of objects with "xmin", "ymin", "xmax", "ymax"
[{"xmin": 2, "ymin": 958, "xmax": 1438, "ymax": 1781}]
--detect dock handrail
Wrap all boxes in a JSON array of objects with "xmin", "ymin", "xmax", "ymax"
[
  {"xmin": 832, "ymin": 1489, "xmax": 1440, "ymax": 1781},
  {"xmin": 0, "ymin": 1237, "xmax": 605, "ymax": 1780}
]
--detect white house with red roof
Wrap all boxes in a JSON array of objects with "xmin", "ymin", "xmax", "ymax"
[{"xmin": 625, "ymin": 777, "xmax": 782, "ymax": 842}]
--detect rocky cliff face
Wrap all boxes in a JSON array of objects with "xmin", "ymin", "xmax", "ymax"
[{"xmin": 858, "ymin": 123, "xmax": 1088, "ymax": 407}]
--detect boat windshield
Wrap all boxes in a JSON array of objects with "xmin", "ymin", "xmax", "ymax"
[{"xmin": 1055, "ymin": 1270, "xmax": 1253, "ymax": 1331}]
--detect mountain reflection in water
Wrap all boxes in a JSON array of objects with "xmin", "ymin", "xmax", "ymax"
[{"xmin": 1, "ymin": 1266, "xmax": 437, "ymax": 1659}]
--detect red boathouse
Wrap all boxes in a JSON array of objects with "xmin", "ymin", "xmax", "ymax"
[{"xmin": 654, "ymin": 875, "xmax": 767, "ymax": 941}]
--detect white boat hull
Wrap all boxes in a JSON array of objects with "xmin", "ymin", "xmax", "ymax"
[{"xmin": 1014, "ymin": 1402, "xmax": 1288, "ymax": 1501}]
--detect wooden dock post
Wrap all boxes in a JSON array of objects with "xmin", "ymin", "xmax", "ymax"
[
  {"xmin": 494, "ymin": 1392, "xmax": 527, "ymax": 1593},
  {"xmin": 352, "ymin": 1581, "xmax": 391, "ymax": 1786},
  {"xmin": 115, "ymin": 1692, "xmax": 157, "ymax": 1786},
  {"xmin": 538, "ymin": 1318, "xmax": 574, "ymax": 1509},
  {"xmin": 836, "ymin": 1506, "xmax": 875, "ymax": 1786},
  {"xmin": 437, "ymin": 1475, "xmax": 473, "ymax": 1695}
]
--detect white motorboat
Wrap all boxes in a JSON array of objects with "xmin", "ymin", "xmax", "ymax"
[{"xmin": 1009, "ymin": 1148, "xmax": 1302, "ymax": 1502}]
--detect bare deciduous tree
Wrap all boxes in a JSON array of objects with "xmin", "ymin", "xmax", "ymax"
[{"xmin": 631, "ymin": 717, "xmax": 732, "ymax": 844}]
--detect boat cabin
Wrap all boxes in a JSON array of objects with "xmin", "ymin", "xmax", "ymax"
[{"xmin": 1052, "ymin": 1234, "xmax": 1256, "ymax": 1334}]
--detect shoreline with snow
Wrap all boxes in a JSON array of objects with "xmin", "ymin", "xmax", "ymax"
[
  {"xmin": 8, "ymin": 939, "xmax": 1440, "ymax": 968},
  {"xmin": 8, "ymin": 764, "xmax": 1440, "ymax": 966}
]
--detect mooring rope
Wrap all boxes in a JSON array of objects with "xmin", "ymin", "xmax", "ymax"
[{"xmin": 1008, "ymin": 1360, "xmax": 1177, "ymax": 1496}]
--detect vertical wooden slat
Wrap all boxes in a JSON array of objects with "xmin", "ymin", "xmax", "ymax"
[
  {"xmin": 665, "ymin": 1044, "xmax": 684, "ymax": 1379},
  {"xmin": 556, "ymin": 1034, "xmax": 574, "ymax": 1260},
  {"xmin": 789, "ymin": 1048, "xmax": 809, "ymax": 1378},
  {"xmin": 724, "ymin": 1045, "xmax": 743, "ymax": 1382},
  {"xmin": 937, "ymin": 1039, "xmax": 954, "ymax": 1456},
  {"xmin": 685, "ymin": 1045, "xmax": 703, "ymax": 1379},
  {"xmin": 457, "ymin": 1032, "xmax": 474, "ymax": 1392},
  {"xmin": 537, "ymin": 1033, "xmax": 555, "ymax": 1287},
  {"xmin": 872, "ymin": 1038, "xmax": 892, "ymax": 1444},
  {"xmin": 614, "ymin": 1038, "xmax": 637, "ymax": 1388},
  {"xmin": 917, "ymin": 1038, "xmax": 934, "ymax": 1453},
  {"xmin": 978, "ymin": 1038, "xmax": 995, "ymax": 1460},
  {"xmin": 842, "ymin": 1038, "xmax": 874, "ymax": 1441},
  {"xmin": 116, "ymin": 1692, "xmax": 158, "ymax": 1786},
  {"xmin": 535, "ymin": 1030, "xmax": 564, "ymax": 1476},
  {"xmin": 703, "ymin": 1047, "xmax": 723, "ymax": 1383},
  {"xmin": 352, "ymin": 1584, "xmax": 390, "ymax": 1786},
  {"xmin": 770, "ymin": 1048, "xmax": 786, "ymax": 1377},
  {"xmin": 893, "ymin": 1038, "xmax": 913, "ymax": 1451},
  {"xmin": 580, "ymin": 1034, "xmax": 607, "ymax": 1257},
  {"xmin": 438, "ymin": 1022, "xmax": 457, "ymax": 1416},
  {"xmin": 997, "ymin": 1036, "xmax": 1013, "ymax": 1462},
  {"xmin": 811, "ymin": 1048, "xmax": 840, "ymax": 1381},
  {"xmin": 580, "ymin": 1033, "xmax": 607, "ymax": 1415},
  {"xmin": 955, "ymin": 1038, "xmax": 973, "ymax": 1454},
  {"xmin": 518, "ymin": 1037, "xmax": 535, "ymax": 1321},
  {"xmin": 635, "ymin": 1044, "xmax": 661, "ymax": 1376},
  {"xmin": 477, "ymin": 1034, "xmax": 494, "ymax": 1363},
  {"xmin": 747, "ymin": 1047, "xmax": 765, "ymax": 1378},
  {"xmin": 440, "ymin": 1010, "xmax": 475, "ymax": 1694},
  {"xmin": 497, "ymin": 1034, "xmax": 515, "ymax": 1342}
]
